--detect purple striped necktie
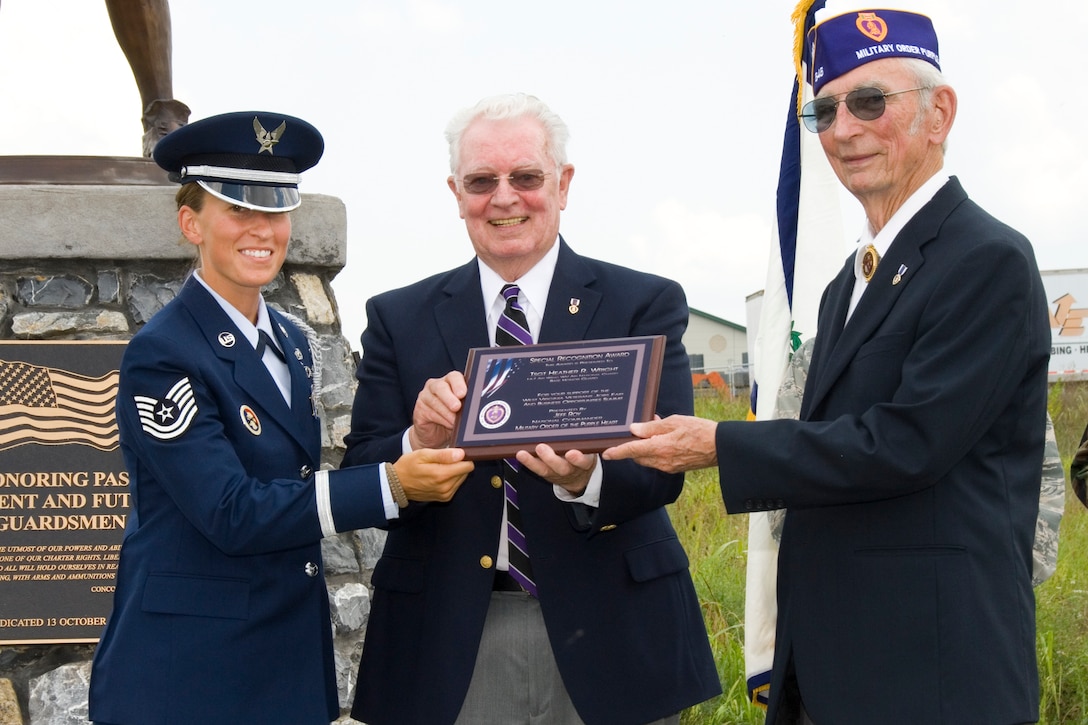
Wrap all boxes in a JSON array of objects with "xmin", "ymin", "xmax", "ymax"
[{"xmin": 496, "ymin": 284, "xmax": 537, "ymax": 596}]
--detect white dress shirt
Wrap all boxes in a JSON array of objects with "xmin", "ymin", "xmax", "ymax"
[
  {"xmin": 846, "ymin": 173, "xmax": 951, "ymax": 322},
  {"xmin": 192, "ymin": 272, "xmax": 291, "ymax": 404}
]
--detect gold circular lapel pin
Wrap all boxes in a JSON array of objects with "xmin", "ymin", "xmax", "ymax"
[{"xmin": 862, "ymin": 245, "xmax": 880, "ymax": 282}]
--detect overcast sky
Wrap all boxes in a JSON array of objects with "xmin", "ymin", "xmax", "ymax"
[{"xmin": 2, "ymin": 0, "xmax": 1084, "ymax": 350}]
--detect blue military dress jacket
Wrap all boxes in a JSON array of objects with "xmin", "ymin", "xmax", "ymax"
[{"xmin": 89, "ymin": 277, "xmax": 388, "ymax": 725}]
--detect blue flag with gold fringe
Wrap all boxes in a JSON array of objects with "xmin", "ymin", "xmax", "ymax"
[{"xmin": 744, "ymin": 0, "xmax": 845, "ymax": 706}]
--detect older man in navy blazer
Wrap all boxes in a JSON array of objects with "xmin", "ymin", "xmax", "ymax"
[
  {"xmin": 345, "ymin": 93, "xmax": 719, "ymax": 725},
  {"xmin": 607, "ymin": 10, "xmax": 1048, "ymax": 725}
]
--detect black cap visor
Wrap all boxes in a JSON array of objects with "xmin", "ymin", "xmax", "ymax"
[{"xmin": 198, "ymin": 180, "xmax": 301, "ymax": 212}]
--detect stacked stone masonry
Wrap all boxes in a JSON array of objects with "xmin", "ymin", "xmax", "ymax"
[{"xmin": 0, "ymin": 185, "xmax": 376, "ymax": 725}]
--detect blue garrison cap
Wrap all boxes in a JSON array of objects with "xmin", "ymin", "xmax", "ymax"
[
  {"xmin": 809, "ymin": 10, "xmax": 940, "ymax": 95},
  {"xmin": 153, "ymin": 111, "xmax": 324, "ymax": 212}
]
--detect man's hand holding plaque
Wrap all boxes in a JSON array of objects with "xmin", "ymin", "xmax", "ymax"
[
  {"xmin": 409, "ymin": 370, "xmax": 468, "ymax": 450},
  {"xmin": 407, "ymin": 367, "xmax": 602, "ymax": 495}
]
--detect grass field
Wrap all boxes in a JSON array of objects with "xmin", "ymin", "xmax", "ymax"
[{"xmin": 671, "ymin": 383, "xmax": 1088, "ymax": 724}]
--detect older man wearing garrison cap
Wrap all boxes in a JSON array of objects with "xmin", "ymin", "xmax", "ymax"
[{"xmin": 606, "ymin": 9, "xmax": 1048, "ymax": 725}]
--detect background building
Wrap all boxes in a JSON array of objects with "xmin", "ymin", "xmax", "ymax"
[
  {"xmin": 1043, "ymin": 268, "xmax": 1088, "ymax": 381},
  {"xmin": 683, "ymin": 308, "xmax": 748, "ymax": 398}
]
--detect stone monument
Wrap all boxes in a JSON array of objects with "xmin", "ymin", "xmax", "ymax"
[{"xmin": 0, "ymin": 6, "xmax": 376, "ymax": 724}]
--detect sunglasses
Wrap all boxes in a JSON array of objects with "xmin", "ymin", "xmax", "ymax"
[
  {"xmin": 461, "ymin": 170, "xmax": 552, "ymax": 195},
  {"xmin": 799, "ymin": 86, "xmax": 925, "ymax": 133}
]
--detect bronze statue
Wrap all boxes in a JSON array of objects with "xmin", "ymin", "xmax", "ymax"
[
  {"xmin": 0, "ymin": 0, "xmax": 189, "ymax": 157},
  {"xmin": 104, "ymin": 0, "xmax": 190, "ymax": 156}
]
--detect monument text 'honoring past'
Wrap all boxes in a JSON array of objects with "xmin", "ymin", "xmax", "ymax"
[{"xmin": 0, "ymin": 342, "xmax": 127, "ymax": 644}]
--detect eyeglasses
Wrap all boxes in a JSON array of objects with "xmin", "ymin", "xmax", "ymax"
[
  {"xmin": 461, "ymin": 170, "xmax": 552, "ymax": 195},
  {"xmin": 799, "ymin": 86, "xmax": 925, "ymax": 133}
]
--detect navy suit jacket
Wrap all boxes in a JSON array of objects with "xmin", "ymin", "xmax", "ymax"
[
  {"xmin": 716, "ymin": 179, "xmax": 1048, "ymax": 724},
  {"xmin": 345, "ymin": 240, "xmax": 720, "ymax": 725},
  {"xmin": 90, "ymin": 277, "xmax": 389, "ymax": 725}
]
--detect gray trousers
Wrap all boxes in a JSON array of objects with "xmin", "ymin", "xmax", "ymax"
[{"xmin": 454, "ymin": 590, "xmax": 681, "ymax": 725}]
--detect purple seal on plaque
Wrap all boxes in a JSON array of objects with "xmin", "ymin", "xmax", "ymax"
[{"xmin": 479, "ymin": 400, "xmax": 512, "ymax": 430}]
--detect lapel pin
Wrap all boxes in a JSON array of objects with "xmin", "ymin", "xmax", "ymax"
[
  {"xmin": 892, "ymin": 264, "xmax": 908, "ymax": 286},
  {"xmin": 568, "ymin": 298, "xmax": 580, "ymax": 315},
  {"xmin": 862, "ymin": 245, "xmax": 880, "ymax": 282},
  {"xmin": 218, "ymin": 332, "xmax": 236, "ymax": 348}
]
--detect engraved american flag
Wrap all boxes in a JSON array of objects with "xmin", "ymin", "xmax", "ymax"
[{"xmin": 0, "ymin": 359, "xmax": 120, "ymax": 451}]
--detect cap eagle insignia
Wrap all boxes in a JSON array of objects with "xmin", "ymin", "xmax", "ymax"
[{"xmin": 253, "ymin": 117, "xmax": 287, "ymax": 154}]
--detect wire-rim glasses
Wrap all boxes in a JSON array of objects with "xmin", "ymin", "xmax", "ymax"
[
  {"xmin": 461, "ymin": 170, "xmax": 553, "ymax": 195},
  {"xmin": 799, "ymin": 86, "xmax": 925, "ymax": 133}
]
